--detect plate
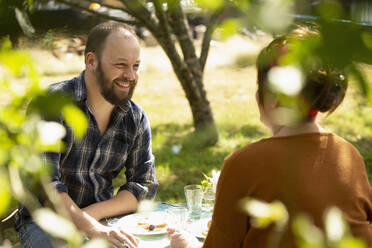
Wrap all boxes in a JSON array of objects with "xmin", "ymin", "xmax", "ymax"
[
  {"xmin": 187, "ymin": 218, "xmax": 211, "ymax": 240},
  {"xmin": 116, "ymin": 211, "xmax": 168, "ymax": 236}
]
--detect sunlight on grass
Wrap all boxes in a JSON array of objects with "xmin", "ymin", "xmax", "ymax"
[{"xmin": 155, "ymin": 163, "xmax": 176, "ymax": 185}]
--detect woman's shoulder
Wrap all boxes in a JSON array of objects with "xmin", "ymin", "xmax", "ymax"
[
  {"xmin": 224, "ymin": 137, "xmax": 277, "ymax": 164},
  {"xmin": 327, "ymin": 133, "xmax": 363, "ymax": 157}
]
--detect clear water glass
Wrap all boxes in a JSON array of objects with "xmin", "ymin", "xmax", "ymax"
[
  {"xmin": 166, "ymin": 205, "xmax": 187, "ymax": 230},
  {"xmin": 184, "ymin": 184, "xmax": 203, "ymax": 218},
  {"xmin": 203, "ymin": 185, "xmax": 215, "ymax": 212}
]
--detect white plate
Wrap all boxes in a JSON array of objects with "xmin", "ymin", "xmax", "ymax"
[
  {"xmin": 187, "ymin": 218, "xmax": 211, "ymax": 240},
  {"xmin": 117, "ymin": 211, "xmax": 168, "ymax": 236}
]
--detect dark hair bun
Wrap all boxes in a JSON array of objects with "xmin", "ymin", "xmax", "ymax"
[{"xmin": 303, "ymin": 69, "xmax": 347, "ymax": 114}]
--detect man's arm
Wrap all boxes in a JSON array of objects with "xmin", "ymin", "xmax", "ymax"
[
  {"xmin": 82, "ymin": 190, "xmax": 138, "ymax": 221},
  {"xmin": 59, "ymin": 192, "xmax": 139, "ymax": 248},
  {"xmin": 118, "ymin": 110, "xmax": 158, "ymax": 201}
]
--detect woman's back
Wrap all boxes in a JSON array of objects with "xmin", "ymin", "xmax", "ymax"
[{"xmin": 204, "ymin": 132, "xmax": 372, "ymax": 247}]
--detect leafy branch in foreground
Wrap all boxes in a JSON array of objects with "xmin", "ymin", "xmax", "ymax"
[
  {"xmin": 241, "ymin": 198, "xmax": 367, "ymax": 248},
  {"xmin": 0, "ymin": 39, "xmax": 107, "ymax": 247}
]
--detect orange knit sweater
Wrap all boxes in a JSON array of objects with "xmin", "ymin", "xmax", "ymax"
[{"xmin": 203, "ymin": 133, "xmax": 372, "ymax": 247}]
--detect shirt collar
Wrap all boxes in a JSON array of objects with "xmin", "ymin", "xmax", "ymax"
[{"xmin": 73, "ymin": 71, "xmax": 87, "ymax": 102}]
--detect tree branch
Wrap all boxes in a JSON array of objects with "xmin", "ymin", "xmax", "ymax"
[
  {"xmin": 167, "ymin": 1, "xmax": 198, "ymax": 66},
  {"xmin": 147, "ymin": 0, "xmax": 189, "ymax": 79},
  {"xmin": 121, "ymin": 0, "xmax": 159, "ymax": 33},
  {"xmin": 55, "ymin": 0, "xmax": 140, "ymax": 26},
  {"xmin": 199, "ymin": 6, "xmax": 225, "ymax": 72},
  {"xmin": 152, "ymin": 0, "xmax": 174, "ymax": 41}
]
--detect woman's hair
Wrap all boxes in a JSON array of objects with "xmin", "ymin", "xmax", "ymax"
[{"xmin": 256, "ymin": 27, "xmax": 348, "ymax": 119}]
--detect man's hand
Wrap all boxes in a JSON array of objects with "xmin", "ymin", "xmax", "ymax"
[{"xmin": 86, "ymin": 222, "xmax": 139, "ymax": 248}]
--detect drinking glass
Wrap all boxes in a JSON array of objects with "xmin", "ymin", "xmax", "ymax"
[
  {"xmin": 203, "ymin": 185, "xmax": 215, "ymax": 213},
  {"xmin": 166, "ymin": 205, "xmax": 187, "ymax": 229},
  {"xmin": 184, "ymin": 184, "xmax": 203, "ymax": 218}
]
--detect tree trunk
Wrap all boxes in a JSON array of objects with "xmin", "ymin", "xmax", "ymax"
[
  {"xmin": 154, "ymin": 32, "xmax": 219, "ymax": 146},
  {"xmin": 175, "ymin": 63, "xmax": 219, "ymax": 146}
]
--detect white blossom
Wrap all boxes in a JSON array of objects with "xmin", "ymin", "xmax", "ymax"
[
  {"xmin": 268, "ymin": 66, "xmax": 304, "ymax": 96},
  {"xmin": 37, "ymin": 121, "xmax": 66, "ymax": 145}
]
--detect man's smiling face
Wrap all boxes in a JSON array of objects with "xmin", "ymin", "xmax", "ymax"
[{"xmin": 95, "ymin": 29, "xmax": 141, "ymax": 106}]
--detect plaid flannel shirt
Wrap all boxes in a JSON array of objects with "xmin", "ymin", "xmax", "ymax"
[{"xmin": 16, "ymin": 71, "xmax": 158, "ymax": 229}]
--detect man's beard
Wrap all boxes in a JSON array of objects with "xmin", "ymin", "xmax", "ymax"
[{"xmin": 96, "ymin": 61, "xmax": 136, "ymax": 106}]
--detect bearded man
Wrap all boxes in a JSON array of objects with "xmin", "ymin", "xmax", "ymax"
[{"xmin": 15, "ymin": 22, "xmax": 158, "ymax": 248}]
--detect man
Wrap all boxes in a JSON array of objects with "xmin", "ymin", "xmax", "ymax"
[{"xmin": 15, "ymin": 22, "xmax": 158, "ymax": 248}]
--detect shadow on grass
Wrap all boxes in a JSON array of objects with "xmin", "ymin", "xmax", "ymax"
[{"xmin": 149, "ymin": 122, "xmax": 265, "ymax": 203}]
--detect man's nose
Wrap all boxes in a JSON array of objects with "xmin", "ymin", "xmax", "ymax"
[{"xmin": 123, "ymin": 68, "xmax": 135, "ymax": 81}]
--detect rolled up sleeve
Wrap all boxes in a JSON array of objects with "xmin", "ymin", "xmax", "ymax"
[{"xmin": 118, "ymin": 112, "xmax": 158, "ymax": 201}]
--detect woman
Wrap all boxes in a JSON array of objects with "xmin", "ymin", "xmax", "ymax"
[{"xmin": 168, "ymin": 28, "xmax": 372, "ymax": 247}]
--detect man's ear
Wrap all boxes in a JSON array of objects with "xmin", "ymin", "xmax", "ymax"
[{"xmin": 85, "ymin": 52, "xmax": 97, "ymax": 72}]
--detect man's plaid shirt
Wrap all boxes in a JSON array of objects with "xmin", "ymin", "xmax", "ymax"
[{"xmin": 16, "ymin": 71, "xmax": 158, "ymax": 228}]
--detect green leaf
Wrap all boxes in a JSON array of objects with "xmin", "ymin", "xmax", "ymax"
[
  {"xmin": 0, "ymin": 49, "xmax": 33, "ymax": 77},
  {"xmin": 316, "ymin": 1, "xmax": 343, "ymax": 20},
  {"xmin": 361, "ymin": 32, "xmax": 372, "ymax": 50},
  {"xmin": 62, "ymin": 104, "xmax": 87, "ymax": 140},
  {"xmin": 219, "ymin": 19, "xmax": 240, "ymax": 40},
  {"xmin": 0, "ymin": 107, "xmax": 26, "ymax": 131},
  {"xmin": 336, "ymin": 237, "xmax": 368, "ymax": 248},
  {"xmin": 28, "ymin": 92, "xmax": 72, "ymax": 119},
  {"xmin": 194, "ymin": 0, "xmax": 224, "ymax": 11},
  {"xmin": 0, "ymin": 38, "xmax": 12, "ymax": 50},
  {"xmin": 0, "ymin": 129, "xmax": 14, "ymax": 150},
  {"xmin": 27, "ymin": 0, "xmax": 34, "ymax": 7},
  {"xmin": 39, "ymin": 141, "xmax": 66, "ymax": 153},
  {"xmin": 0, "ymin": 170, "xmax": 11, "ymax": 217},
  {"xmin": 240, "ymin": 198, "xmax": 288, "ymax": 229},
  {"xmin": 0, "ymin": 149, "xmax": 8, "ymax": 167},
  {"xmin": 292, "ymin": 214, "xmax": 325, "ymax": 247},
  {"xmin": 33, "ymin": 208, "xmax": 82, "ymax": 246}
]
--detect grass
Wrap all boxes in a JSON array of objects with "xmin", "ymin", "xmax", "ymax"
[{"xmin": 2, "ymin": 34, "xmax": 372, "ymax": 244}]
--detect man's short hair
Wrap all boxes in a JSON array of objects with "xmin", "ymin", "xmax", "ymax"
[{"xmin": 84, "ymin": 21, "xmax": 136, "ymax": 60}]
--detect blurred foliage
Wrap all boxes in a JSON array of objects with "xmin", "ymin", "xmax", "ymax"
[
  {"xmin": 242, "ymin": 198, "xmax": 368, "ymax": 248},
  {"xmin": 234, "ymin": 52, "xmax": 258, "ymax": 68},
  {"xmin": 202, "ymin": 0, "xmax": 372, "ymax": 105},
  {"xmin": 40, "ymin": 29, "xmax": 58, "ymax": 50},
  {"xmin": 0, "ymin": 38, "xmax": 92, "ymax": 246}
]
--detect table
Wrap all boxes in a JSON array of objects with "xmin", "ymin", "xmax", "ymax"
[{"xmin": 108, "ymin": 202, "xmax": 211, "ymax": 248}]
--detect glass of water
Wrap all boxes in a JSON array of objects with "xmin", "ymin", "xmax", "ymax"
[
  {"xmin": 166, "ymin": 205, "xmax": 187, "ymax": 230},
  {"xmin": 203, "ymin": 185, "xmax": 215, "ymax": 213},
  {"xmin": 184, "ymin": 184, "xmax": 203, "ymax": 218}
]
